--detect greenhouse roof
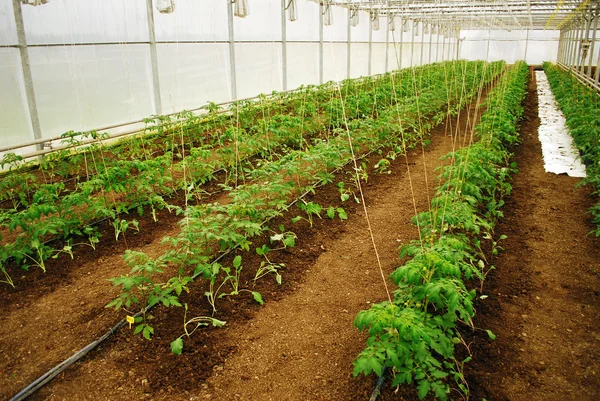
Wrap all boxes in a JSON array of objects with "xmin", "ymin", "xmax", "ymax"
[{"xmin": 332, "ymin": 0, "xmax": 591, "ymax": 30}]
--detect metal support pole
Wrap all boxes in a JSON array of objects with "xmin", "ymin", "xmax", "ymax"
[
  {"xmin": 369, "ymin": 15, "xmax": 374, "ymax": 75},
  {"xmin": 524, "ymin": 29, "xmax": 530, "ymax": 63},
  {"xmin": 436, "ymin": 27, "xmax": 440, "ymax": 62},
  {"xmin": 410, "ymin": 21, "xmax": 415, "ymax": 67},
  {"xmin": 595, "ymin": 33, "xmax": 600, "ymax": 81},
  {"xmin": 587, "ymin": 4, "xmax": 599, "ymax": 78},
  {"xmin": 227, "ymin": 1, "xmax": 238, "ymax": 100},
  {"xmin": 567, "ymin": 27, "xmax": 575, "ymax": 67},
  {"xmin": 442, "ymin": 30, "xmax": 446, "ymax": 62},
  {"xmin": 319, "ymin": 3, "xmax": 324, "ymax": 84},
  {"xmin": 571, "ymin": 18, "xmax": 583, "ymax": 70},
  {"xmin": 384, "ymin": 16, "xmax": 388, "ymax": 73},
  {"xmin": 428, "ymin": 23, "xmax": 433, "ymax": 64},
  {"xmin": 456, "ymin": 37, "xmax": 460, "ymax": 61},
  {"xmin": 562, "ymin": 29, "xmax": 570, "ymax": 63},
  {"xmin": 557, "ymin": 30, "xmax": 564, "ymax": 63},
  {"xmin": 399, "ymin": 19, "xmax": 404, "ymax": 69},
  {"xmin": 12, "ymin": 0, "xmax": 43, "ymax": 149},
  {"xmin": 347, "ymin": 7, "xmax": 351, "ymax": 79},
  {"xmin": 420, "ymin": 22, "xmax": 425, "ymax": 66},
  {"xmin": 579, "ymin": 7, "xmax": 593, "ymax": 73},
  {"xmin": 146, "ymin": 0, "xmax": 162, "ymax": 115},
  {"xmin": 485, "ymin": 27, "xmax": 491, "ymax": 62},
  {"xmin": 281, "ymin": 0, "xmax": 288, "ymax": 90}
]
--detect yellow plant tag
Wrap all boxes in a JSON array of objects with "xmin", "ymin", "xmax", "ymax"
[{"xmin": 126, "ymin": 315, "xmax": 135, "ymax": 329}]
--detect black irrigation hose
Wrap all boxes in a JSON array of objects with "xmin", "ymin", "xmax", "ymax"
[{"xmin": 369, "ymin": 367, "xmax": 388, "ymax": 401}]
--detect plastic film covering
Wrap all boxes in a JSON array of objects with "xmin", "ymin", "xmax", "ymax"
[
  {"xmin": 460, "ymin": 29, "xmax": 560, "ymax": 64},
  {"xmin": 350, "ymin": 43, "xmax": 369, "ymax": 78},
  {"xmin": 154, "ymin": 0, "xmax": 228, "ymax": 42},
  {"xmin": 157, "ymin": 43, "xmax": 231, "ymax": 114},
  {"xmin": 28, "ymin": 44, "xmax": 154, "ymax": 139},
  {"xmin": 371, "ymin": 43, "xmax": 387, "ymax": 74},
  {"xmin": 20, "ymin": 0, "xmax": 148, "ymax": 44},
  {"xmin": 0, "ymin": 49, "xmax": 33, "ymax": 148},
  {"xmin": 0, "ymin": 1, "xmax": 18, "ymax": 45},
  {"xmin": 286, "ymin": 43, "xmax": 319, "ymax": 89},
  {"xmin": 235, "ymin": 43, "xmax": 283, "ymax": 98}
]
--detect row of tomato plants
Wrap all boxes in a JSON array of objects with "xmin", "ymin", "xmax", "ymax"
[
  {"xmin": 1, "ymin": 60, "xmax": 459, "ymax": 216},
  {"xmin": 0, "ymin": 61, "xmax": 486, "ymax": 287},
  {"xmin": 0, "ymin": 61, "xmax": 451, "ymax": 205},
  {"xmin": 543, "ymin": 62, "xmax": 600, "ymax": 236},
  {"xmin": 352, "ymin": 61, "xmax": 528, "ymax": 400},
  {"xmin": 105, "ymin": 60, "xmax": 507, "ymax": 352}
]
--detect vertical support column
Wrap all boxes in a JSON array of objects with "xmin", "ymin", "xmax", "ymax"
[
  {"xmin": 12, "ymin": 0, "xmax": 43, "ymax": 148},
  {"xmin": 436, "ymin": 26, "xmax": 440, "ymax": 62},
  {"xmin": 146, "ymin": 0, "xmax": 163, "ymax": 115},
  {"xmin": 319, "ymin": 3, "xmax": 324, "ymax": 84},
  {"xmin": 587, "ymin": 4, "xmax": 599, "ymax": 78},
  {"xmin": 557, "ymin": 30, "xmax": 564, "ymax": 64},
  {"xmin": 399, "ymin": 19, "xmax": 404, "ymax": 69},
  {"xmin": 485, "ymin": 27, "xmax": 491, "ymax": 62},
  {"xmin": 281, "ymin": 0, "xmax": 288, "ymax": 90},
  {"xmin": 562, "ymin": 30, "xmax": 569, "ymax": 64},
  {"xmin": 567, "ymin": 26, "xmax": 575, "ymax": 67},
  {"xmin": 428, "ymin": 23, "xmax": 433, "ymax": 64},
  {"xmin": 562, "ymin": 30, "xmax": 569, "ymax": 63},
  {"xmin": 572, "ymin": 19, "xmax": 583, "ymax": 69},
  {"xmin": 579, "ymin": 7, "xmax": 593, "ymax": 73},
  {"xmin": 369, "ymin": 14, "xmax": 374, "ymax": 75},
  {"xmin": 420, "ymin": 22, "xmax": 425, "ymax": 66},
  {"xmin": 442, "ymin": 29, "xmax": 447, "ymax": 62},
  {"xmin": 383, "ymin": 15, "xmax": 388, "ymax": 73},
  {"xmin": 347, "ymin": 7, "xmax": 351, "ymax": 79},
  {"xmin": 572, "ymin": 24, "xmax": 581, "ymax": 68},
  {"xmin": 595, "ymin": 30, "xmax": 600, "ymax": 81},
  {"xmin": 524, "ymin": 29, "xmax": 530, "ymax": 64},
  {"xmin": 456, "ymin": 37, "xmax": 460, "ymax": 61},
  {"xmin": 410, "ymin": 20, "xmax": 415, "ymax": 67},
  {"xmin": 227, "ymin": 1, "xmax": 238, "ymax": 100}
]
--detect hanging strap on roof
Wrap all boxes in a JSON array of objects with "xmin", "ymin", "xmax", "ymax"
[
  {"xmin": 21, "ymin": 0, "xmax": 49, "ymax": 6},
  {"xmin": 286, "ymin": 0, "xmax": 298, "ymax": 22},
  {"xmin": 156, "ymin": 0, "xmax": 175, "ymax": 14},
  {"xmin": 234, "ymin": 0, "xmax": 249, "ymax": 18}
]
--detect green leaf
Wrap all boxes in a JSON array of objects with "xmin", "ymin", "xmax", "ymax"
[
  {"xmin": 326, "ymin": 206, "xmax": 335, "ymax": 219},
  {"xmin": 337, "ymin": 207, "xmax": 348, "ymax": 220},
  {"xmin": 486, "ymin": 329, "xmax": 496, "ymax": 340},
  {"xmin": 252, "ymin": 291, "xmax": 264, "ymax": 305},
  {"xmin": 417, "ymin": 379, "xmax": 431, "ymax": 400},
  {"xmin": 233, "ymin": 255, "xmax": 242, "ymax": 269},
  {"xmin": 171, "ymin": 338, "xmax": 184, "ymax": 355},
  {"xmin": 292, "ymin": 216, "xmax": 302, "ymax": 223},
  {"xmin": 283, "ymin": 235, "xmax": 296, "ymax": 248}
]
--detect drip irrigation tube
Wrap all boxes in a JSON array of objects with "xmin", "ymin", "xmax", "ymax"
[{"xmin": 369, "ymin": 368, "xmax": 388, "ymax": 401}]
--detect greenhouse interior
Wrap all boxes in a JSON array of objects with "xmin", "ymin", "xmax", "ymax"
[{"xmin": 1, "ymin": 0, "xmax": 599, "ymax": 400}]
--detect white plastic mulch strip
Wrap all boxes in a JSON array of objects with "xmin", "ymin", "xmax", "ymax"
[{"xmin": 535, "ymin": 70, "xmax": 587, "ymax": 178}]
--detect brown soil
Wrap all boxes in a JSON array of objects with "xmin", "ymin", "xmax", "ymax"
[
  {"xmin": 459, "ymin": 69, "xmax": 600, "ymax": 401},
  {"xmin": 2, "ymin": 68, "xmax": 599, "ymax": 401}
]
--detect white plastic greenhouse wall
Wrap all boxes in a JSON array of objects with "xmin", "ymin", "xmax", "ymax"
[{"xmin": 0, "ymin": 0, "xmax": 568, "ymax": 158}]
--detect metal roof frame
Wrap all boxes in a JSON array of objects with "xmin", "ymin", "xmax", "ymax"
[{"xmin": 329, "ymin": 1, "xmax": 595, "ymax": 30}]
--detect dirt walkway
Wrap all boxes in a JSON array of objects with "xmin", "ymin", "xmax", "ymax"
[{"xmin": 466, "ymin": 69, "xmax": 600, "ymax": 400}]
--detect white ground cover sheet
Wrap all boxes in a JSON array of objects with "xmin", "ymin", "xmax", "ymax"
[{"xmin": 535, "ymin": 70, "xmax": 587, "ymax": 177}]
